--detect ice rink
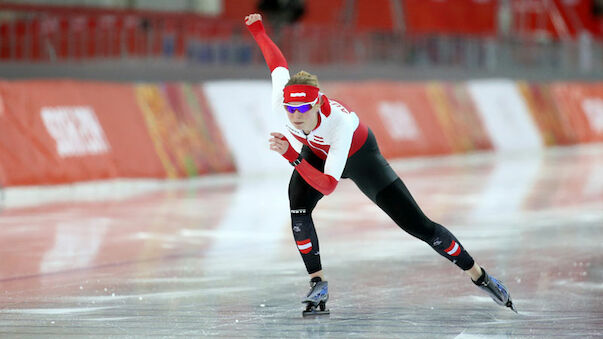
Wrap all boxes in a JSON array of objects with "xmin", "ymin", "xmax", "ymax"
[{"xmin": 1, "ymin": 145, "xmax": 602, "ymax": 338}]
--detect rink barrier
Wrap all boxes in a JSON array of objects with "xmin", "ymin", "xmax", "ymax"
[
  {"xmin": 468, "ymin": 79, "xmax": 545, "ymax": 151},
  {"xmin": 0, "ymin": 79, "xmax": 601, "ymax": 187},
  {"xmin": 517, "ymin": 82, "xmax": 576, "ymax": 146},
  {"xmin": 0, "ymin": 80, "xmax": 234, "ymax": 187},
  {"xmin": 323, "ymin": 81, "xmax": 494, "ymax": 159},
  {"xmin": 548, "ymin": 82, "xmax": 603, "ymax": 143},
  {"xmin": 203, "ymin": 79, "xmax": 602, "ymax": 175},
  {"xmin": 134, "ymin": 83, "xmax": 235, "ymax": 178}
]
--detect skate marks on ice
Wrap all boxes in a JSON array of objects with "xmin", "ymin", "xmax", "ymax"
[
  {"xmin": 0, "ymin": 145, "xmax": 602, "ymax": 338},
  {"xmin": 293, "ymin": 265, "xmax": 601, "ymax": 338}
]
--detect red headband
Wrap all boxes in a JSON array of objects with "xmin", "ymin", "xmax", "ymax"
[{"xmin": 283, "ymin": 85, "xmax": 320, "ymax": 104}]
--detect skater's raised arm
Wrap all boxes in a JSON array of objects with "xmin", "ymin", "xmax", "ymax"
[
  {"xmin": 245, "ymin": 14, "xmax": 290, "ymax": 112},
  {"xmin": 245, "ymin": 14, "xmax": 287, "ymax": 72}
]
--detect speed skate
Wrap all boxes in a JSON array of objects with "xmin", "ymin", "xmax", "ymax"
[
  {"xmin": 302, "ymin": 277, "xmax": 330, "ymax": 317},
  {"xmin": 474, "ymin": 268, "xmax": 518, "ymax": 313}
]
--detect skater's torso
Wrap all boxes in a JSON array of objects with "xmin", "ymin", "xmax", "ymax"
[{"xmin": 284, "ymin": 97, "xmax": 368, "ymax": 160}]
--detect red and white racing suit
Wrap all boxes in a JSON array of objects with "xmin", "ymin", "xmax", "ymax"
[
  {"xmin": 248, "ymin": 20, "xmax": 368, "ymax": 195},
  {"xmin": 247, "ymin": 20, "xmax": 476, "ymax": 276}
]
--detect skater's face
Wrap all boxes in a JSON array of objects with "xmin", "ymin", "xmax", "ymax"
[{"xmin": 285, "ymin": 97, "xmax": 320, "ymax": 133}]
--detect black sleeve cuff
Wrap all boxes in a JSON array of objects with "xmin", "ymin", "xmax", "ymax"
[{"xmin": 290, "ymin": 154, "xmax": 303, "ymax": 167}]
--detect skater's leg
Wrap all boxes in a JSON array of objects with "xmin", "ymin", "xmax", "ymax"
[
  {"xmin": 343, "ymin": 130, "xmax": 476, "ymax": 271},
  {"xmin": 467, "ymin": 263, "xmax": 484, "ymax": 281},
  {"xmin": 373, "ymin": 178, "xmax": 476, "ymax": 270},
  {"xmin": 289, "ymin": 147, "xmax": 325, "ymax": 276},
  {"xmin": 344, "ymin": 129, "xmax": 515, "ymax": 310},
  {"xmin": 287, "ymin": 147, "xmax": 332, "ymax": 315}
]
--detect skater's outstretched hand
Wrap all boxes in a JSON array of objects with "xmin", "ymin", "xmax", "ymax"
[
  {"xmin": 269, "ymin": 132, "xmax": 288, "ymax": 155},
  {"xmin": 245, "ymin": 13, "xmax": 262, "ymax": 26},
  {"xmin": 269, "ymin": 132, "xmax": 299, "ymax": 162}
]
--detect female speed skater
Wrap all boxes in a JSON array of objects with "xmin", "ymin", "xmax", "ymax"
[{"xmin": 244, "ymin": 13, "xmax": 516, "ymax": 316}]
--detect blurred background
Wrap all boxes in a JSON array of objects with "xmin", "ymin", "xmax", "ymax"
[{"xmin": 0, "ymin": 0, "xmax": 602, "ymax": 81}]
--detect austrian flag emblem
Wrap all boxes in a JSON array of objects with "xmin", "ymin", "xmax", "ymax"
[
  {"xmin": 296, "ymin": 239, "xmax": 313, "ymax": 254},
  {"xmin": 445, "ymin": 240, "xmax": 461, "ymax": 256}
]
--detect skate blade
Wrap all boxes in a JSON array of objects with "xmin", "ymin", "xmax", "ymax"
[
  {"xmin": 302, "ymin": 309, "xmax": 330, "ymax": 317},
  {"xmin": 506, "ymin": 301, "xmax": 518, "ymax": 314}
]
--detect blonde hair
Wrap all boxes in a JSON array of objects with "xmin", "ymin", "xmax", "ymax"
[{"xmin": 286, "ymin": 70, "xmax": 320, "ymax": 88}]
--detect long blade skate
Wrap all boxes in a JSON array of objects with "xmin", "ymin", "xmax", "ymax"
[
  {"xmin": 475, "ymin": 268, "xmax": 518, "ymax": 313},
  {"xmin": 301, "ymin": 277, "xmax": 330, "ymax": 317},
  {"xmin": 302, "ymin": 300, "xmax": 330, "ymax": 317},
  {"xmin": 506, "ymin": 299, "xmax": 518, "ymax": 313}
]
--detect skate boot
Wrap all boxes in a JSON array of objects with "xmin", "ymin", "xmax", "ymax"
[
  {"xmin": 302, "ymin": 277, "xmax": 330, "ymax": 317},
  {"xmin": 473, "ymin": 267, "xmax": 517, "ymax": 313}
]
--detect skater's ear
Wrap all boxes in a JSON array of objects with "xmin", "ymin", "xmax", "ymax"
[{"xmin": 318, "ymin": 95, "xmax": 324, "ymax": 106}]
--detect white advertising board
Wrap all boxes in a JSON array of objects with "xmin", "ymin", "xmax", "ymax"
[
  {"xmin": 203, "ymin": 81, "xmax": 292, "ymax": 175},
  {"xmin": 468, "ymin": 80, "xmax": 544, "ymax": 152}
]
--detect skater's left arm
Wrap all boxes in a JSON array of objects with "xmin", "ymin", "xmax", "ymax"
[
  {"xmin": 269, "ymin": 117, "xmax": 354, "ymax": 195},
  {"xmin": 269, "ymin": 133, "xmax": 339, "ymax": 195},
  {"xmin": 322, "ymin": 115, "xmax": 355, "ymax": 184}
]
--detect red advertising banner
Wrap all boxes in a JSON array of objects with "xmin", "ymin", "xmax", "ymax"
[
  {"xmin": 549, "ymin": 82, "xmax": 603, "ymax": 143},
  {"xmin": 0, "ymin": 80, "xmax": 165, "ymax": 186},
  {"xmin": 322, "ymin": 81, "xmax": 493, "ymax": 159},
  {"xmin": 0, "ymin": 80, "xmax": 234, "ymax": 187},
  {"xmin": 323, "ymin": 82, "xmax": 455, "ymax": 159},
  {"xmin": 135, "ymin": 83, "xmax": 235, "ymax": 178},
  {"xmin": 0, "ymin": 78, "xmax": 600, "ymax": 188},
  {"xmin": 426, "ymin": 83, "xmax": 493, "ymax": 153},
  {"xmin": 517, "ymin": 82, "xmax": 577, "ymax": 146}
]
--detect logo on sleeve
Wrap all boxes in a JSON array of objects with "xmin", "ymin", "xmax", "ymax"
[
  {"xmin": 444, "ymin": 240, "xmax": 461, "ymax": 256},
  {"xmin": 296, "ymin": 239, "xmax": 313, "ymax": 254}
]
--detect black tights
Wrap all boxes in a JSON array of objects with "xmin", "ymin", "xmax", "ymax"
[{"xmin": 289, "ymin": 129, "xmax": 475, "ymax": 274}]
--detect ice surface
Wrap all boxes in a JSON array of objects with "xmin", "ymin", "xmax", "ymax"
[{"xmin": 0, "ymin": 145, "xmax": 601, "ymax": 338}]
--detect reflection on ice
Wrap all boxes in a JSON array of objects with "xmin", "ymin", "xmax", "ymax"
[{"xmin": 0, "ymin": 145, "xmax": 601, "ymax": 337}]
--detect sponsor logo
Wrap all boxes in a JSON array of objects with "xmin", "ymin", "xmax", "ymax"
[
  {"xmin": 444, "ymin": 240, "xmax": 461, "ymax": 256},
  {"xmin": 293, "ymin": 225, "xmax": 301, "ymax": 233},
  {"xmin": 290, "ymin": 92, "xmax": 306, "ymax": 97},
  {"xmin": 378, "ymin": 102, "xmax": 420, "ymax": 141},
  {"xmin": 581, "ymin": 98, "xmax": 603, "ymax": 133},
  {"xmin": 432, "ymin": 238, "xmax": 442, "ymax": 246},
  {"xmin": 296, "ymin": 239, "xmax": 312, "ymax": 254},
  {"xmin": 40, "ymin": 106, "xmax": 110, "ymax": 157},
  {"xmin": 291, "ymin": 209, "xmax": 307, "ymax": 214},
  {"xmin": 332, "ymin": 101, "xmax": 351, "ymax": 114}
]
